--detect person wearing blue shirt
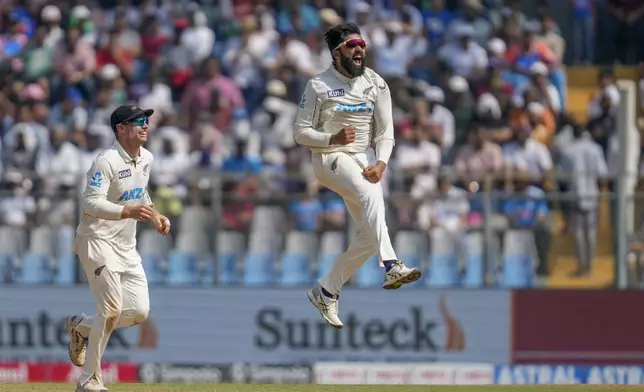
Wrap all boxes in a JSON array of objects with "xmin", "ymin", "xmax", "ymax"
[
  {"xmin": 422, "ymin": 0, "xmax": 454, "ymax": 47},
  {"xmin": 221, "ymin": 139, "xmax": 262, "ymax": 175},
  {"xmin": 288, "ymin": 181, "xmax": 324, "ymax": 232},
  {"xmin": 500, "ymin": 173, "xmax": 552, "ymax": 276}
]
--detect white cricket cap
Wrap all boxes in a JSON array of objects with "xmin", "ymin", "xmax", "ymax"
[
  {"xmin": 476, "ymin": 93, "xmax": 502, "ymax": 119},
  {"xmin": 71, "ymin": 5, "xmax": 91, "ymax": 19},
  {"xmin": 355, "ymin": 1, "xmax": 371, "ymax": 13},
  {"xmin": 527, "ymin": 101, "xmax": 545, "ymax": 116},
  {"xmin": 448, "ymin": 76, "xmax": 469, "ymax": 93},
  {"xmin": 487, "ymin": 37, "xmax": 506, "ymax": 55},
  {"xmin": 266, "ymin": 79, "xmax": 287, "ymax": 97},
  {"xmin": 530, "ymin": 61, "xmax": 548, "ymax": 76},
  {"xmin": 100, "ymin": 64, "xmax": 121, "ymax": 80},
  {"xmin": 425, "ymin": 86, "xmax": 445, "ymax": 103},
  {"xmin": 41, "ymin": 5, "xmax": 61, "ymax": 22},
  {"xmin": 454, "ymin": 24, "xmax": 475, "ymax": 38}
]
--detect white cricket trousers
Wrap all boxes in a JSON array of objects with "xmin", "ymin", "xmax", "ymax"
[
  {"xmin": 312, "ymin": 151, "xmax": 397, "ymax": 295},
  {"xmin": 74, "ymin": 237, "xmax": 150, "ymax": 387}
]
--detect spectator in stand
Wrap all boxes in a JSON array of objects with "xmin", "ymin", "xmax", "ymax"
[
  {"xmin": 513, "ymin": 62, "xmax": 561, "ymax": 114},
  {"xmin": 52, "ymin": 26, "xmax": 96, "ymax": 101},
  {"xmin": 418, "ymin": 170, "xmax": 470, "ymax": 235},
  {"xmin": 180, "ymin": 57, "xmax": 244, "ymax": 132},
  {"xmin": 40, "ymin": 5, "xmax": 63, "ymax": 48},
  {"xmin": 536, "ymin": 12, "xmax": 566, "ymax": 64},
  {"xmin": 500, "ymin": 169, "xmax": 552, "ymax": 276},
  {"xmin": 597, "ymin": 0, "xmax": 644, "ymax": 64},
  {"xmin": 569, "ymin": 0, "xmax": 595, "ymax": 63},
  {"xmin": 0, "ymin": 170, "xmax": 36, "ymax": 227},
  {"xmin": 422, "ymin": 0, "xmax": 454, "ymax": 51},
  {"xmin": 454, "ymin": 123, "xmax": 504, "ymax": 184},
  {"xmin": 180, "ymin": 10, "xmax": 215, "ymax": 67},
  {"xmin": 426, "ymin": 86, "xmax": 455, "ymax": 153},
  {"xmin": 506, "ymin": 22, "xmax": 566, "ymax": 112},
  {"xmin": 221, "ymin": 176, "xmax": 259, "ymax": 231},
  {"xmin": 588, "ymin": 68, "xmax": 620, "ymax": 120},
  {"xmin": 502, "ymin": 124, "xmax": 553, "ymax": 181},
  {"xmin": 444, "ymin": 75, "xmax": 475, "ymax": 146},
  {"xmin": 447, "ymin": 0, "xmax": 492, "ymax": 46},
  {"xmin": 437, "ymin": 24, "xmax": 488, "ymax": 81},
  {"xmin": 558, "ymin": 124, "xmax": 607, "ymax": 277}
]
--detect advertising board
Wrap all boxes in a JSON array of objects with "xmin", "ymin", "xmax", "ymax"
[
  {"xmin": 512, "ymin": 290, "xmax": 644, "ymax": 365},
  {"xmin": 495, "ymin": 365, "xmax": 644, "ymax": 385},
  {"xmin": 0, "ymin": 288, "xmax": 510, "ymax": 364}
]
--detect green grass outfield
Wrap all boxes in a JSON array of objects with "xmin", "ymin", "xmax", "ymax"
[{"xmin": 4, "ymin": 385, "xmax": 644, "ymax": 392}]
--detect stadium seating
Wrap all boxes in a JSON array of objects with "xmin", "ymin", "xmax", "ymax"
[
  {"xmin": 142, "ymin": 253, "xmax": 166, "ymax": 285},
  {"xmin": 427, "ymin": 228, "xmax": 460, "ymax": 287},
  {"xmin": 18, "ymin": 253, "xmax": 51, "ymax": 284},
  {"xmin": 178, "ymin": 205, "xmax": 213, "ymax": 233},
  {"xmin": 167, "ymin": 250, "xmax": 200, "ymax": 285},
  {"xmin": 355, "ymin": 254, "xmax": 381, "ymax": 287},
  {"xmin": 279, "ymin": 231, "xmax": 317, "ymax": 286},
  {"xmin": 243, "ymin": 253, "xmax": 275, "ymax": 286},
  {"xmin": 500, "ymin": 230, "xmax": 536, "ymax": 288},
  {"xmin": 216, "ymin": 231, "xmax": 245, "ymax": 284},
  {"xmin": 29, "ymin": 226, "xmax": 55, "ymax": 255},
  {"xmin": 463, "ymin": 232, "xmax": 486, "ymax": 288},
  {"xmin": 53, "ymin": 253, "xmax": 76, "ymax": 285}
]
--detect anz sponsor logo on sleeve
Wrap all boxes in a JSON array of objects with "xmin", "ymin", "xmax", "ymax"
[
  {"xmin": 118, "ymin": 187, "xmax": 143, "ymax": 201},
  {"xmin": 334, "ymin": 102, "xmax": 375, "ymax": 113},
  {"xmin": 118, "ymin": 169, "xmax": 132, "ymax": 179},
  {"xmin": 327, "ymin": 88, "xmax": 345, "ymax": 98}
]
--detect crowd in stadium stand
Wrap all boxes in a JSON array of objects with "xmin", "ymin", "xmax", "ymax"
[{"xmin": 0, "ymin": 0, "xmax": 642, "ymax": 285}]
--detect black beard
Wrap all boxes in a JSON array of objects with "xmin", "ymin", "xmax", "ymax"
[{"xmin": 339, "ymin": 53, "xmax": 365, "ymax": 77}]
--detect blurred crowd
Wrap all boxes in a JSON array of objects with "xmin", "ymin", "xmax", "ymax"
[{"xmin": 0, "ymin": 0, "xmax": 642, "ymax": 280}]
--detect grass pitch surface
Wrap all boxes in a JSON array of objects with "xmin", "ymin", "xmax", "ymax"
[{"xmin": 4, "ymin": 384, "xmax": 644, "ymax": 392}]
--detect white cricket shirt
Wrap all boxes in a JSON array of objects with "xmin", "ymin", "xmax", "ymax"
[
  {"xmin": 294, "ymin": 65, "xmax": 395, "ymax": 163},
  {"xmin": 76, "ymin": 141, "xmax": 153, "ymax": 251}
]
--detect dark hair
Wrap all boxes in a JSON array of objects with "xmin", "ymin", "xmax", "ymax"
[{"xmin": 324, "ymin": 22, "xmax": 361, "ymax": 53}]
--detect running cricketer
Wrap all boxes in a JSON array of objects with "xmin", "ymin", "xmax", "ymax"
[
  {"xmin": 66, "ymin": 105, "xmax": 170, "ymax": 392},
  {"xmin": 296, "ymin": 22, "xmax": 421, "ymax": 329}
]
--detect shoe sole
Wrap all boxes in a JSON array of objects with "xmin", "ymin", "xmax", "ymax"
[
  {"xmin": 383, "ymin": 268, "xmax": 422, "ymax": 290},
  {"xmin": 66, "ymin": 317, "xmax": 85, "ymax": 367},
  {"xmin": 306, "ymin": 291, "xmax": 343, "ymax": 329}
]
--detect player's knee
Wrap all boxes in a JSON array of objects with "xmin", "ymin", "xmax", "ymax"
[{"xmin": 132, "ymin": 304, "xmax": 150, "ymax": 325}]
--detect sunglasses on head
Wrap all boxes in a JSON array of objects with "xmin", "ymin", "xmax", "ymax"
[
  {"xmin": 334, "ymin": 38, "xmax": 367, "ymax": 51},
  {"xmin": 123, "ymin": 117, "xmax": 148, "ymax": 127}
]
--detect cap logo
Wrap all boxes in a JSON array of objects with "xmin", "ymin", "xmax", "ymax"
[{"xmin": 131, "ymin": 106, "xmax": 138, "ymax": 111}]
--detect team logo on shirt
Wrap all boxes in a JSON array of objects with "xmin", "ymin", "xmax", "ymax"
[
  {"xmin": 119, "ymin": 188, "xmax": 143, "ymax": 201},
  {"xmin": 143, "ymin": 164, "xmax": 150, "ymax": 176},
  {"xmin": 378, "ymin": 83, "xmax": 386, "ymax": 92},
  {"xmin": 334, "ymin": 102, "xmax": 374, "ymax": 113},
  {"xmin": 89, "ymin": 172, "xmax": 102, "ymax": 188},
  {"xmin": 118, "ymin": 169, "xmax": 132, "ymax": 179},
  {"xmin": 362, "ymin": 86, "xmax": 373, "ymax": 98},
  {"xmin": 327, "ymin": 88, "xmax": 345, "ymax": 98}
]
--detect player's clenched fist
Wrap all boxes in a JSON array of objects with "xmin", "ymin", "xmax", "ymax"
[
  {"xmin": 121, "ymin": 204, "xmax": 156, "ymax": 221},
  {"xmin": 330, "ymin": 125, "xmax": 356, "ymax": 145}
]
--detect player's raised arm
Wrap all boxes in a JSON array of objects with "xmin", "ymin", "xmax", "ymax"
[
  {"xmin": 293, "ymin": 79, "xmax": 332, "ymax": 147},
  {"xmin": 372, "ymin": 78, "xmax": 394, "ymax": 165},
  {"xmin": 81, "ymin": 156, "xmax": 124, "ymax": 220}
]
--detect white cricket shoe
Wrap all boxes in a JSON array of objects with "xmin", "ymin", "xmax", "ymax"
[
  {"xmin": 66, "ymin": 314, "xmax": 88, "ymax": 367},
  {"xmin": 306, "ymin": 286, "xmax": 343, "ymax": 329},
  {"xmin": 76, "ymin": 376, "xmax": 108, "ymax": 392},
  {"xmin": 382, "ymin": 261, "xmax": 422, "ymax": 290}
]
